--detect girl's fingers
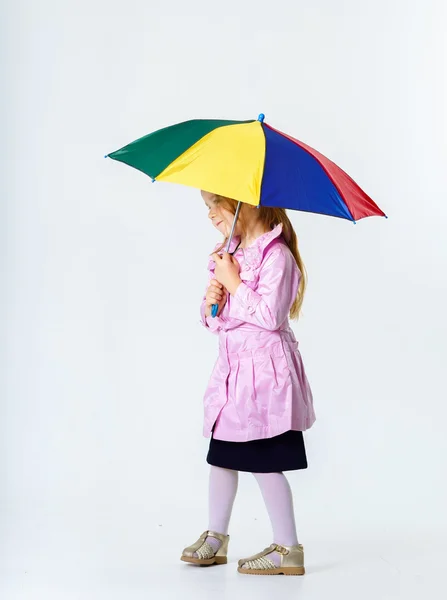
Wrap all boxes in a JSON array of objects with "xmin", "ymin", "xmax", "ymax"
[
  {"xmin": 207, "ymin": 290, "xmax": 221, "ymax": 300},
  {"xmin": 207, "ymin": 290, "xmax": 225, "ymax": 301},
  {"xmin": 206, "ymin": 281, "xmax": 226, "ymax": 306}
]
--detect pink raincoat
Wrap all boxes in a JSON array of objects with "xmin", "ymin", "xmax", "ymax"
[{"xmin": 200, "ymin": 223, "xmax": 316, "ymax": 442}]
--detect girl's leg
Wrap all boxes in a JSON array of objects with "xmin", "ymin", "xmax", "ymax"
[
  {"xmin": 193, "ymin": 466, "xmax": 238, "ymax": 556},
  {"xmin": 253, "ymin": 472, "xmax": 299, "ymax": 545},
  {"xmin": 252, "ymin": 472, "xmax": 299, "ymax": 566},
  {"xmin": 208, "ymin": 465, "xmax": 239, "ymax": 534}
]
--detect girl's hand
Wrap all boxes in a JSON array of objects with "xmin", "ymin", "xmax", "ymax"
[
  {"xmin": 212, "ymin": 252, "xmax": 242, "ymax": 296},
  {"xmin": 205, "ymin": 279, "xmax": 227, "ymax": 317}
]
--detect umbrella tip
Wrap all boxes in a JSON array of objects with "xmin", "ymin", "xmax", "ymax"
[
  {"xmin": 353, "ymin": 220, "xmax": 357, "ymax": 225},
  {"xmin": 104, "ymin": 154, "xmax": 108, "ymax": 159},
  {"xmin": 257, "ymin": 113, "xmax": 265, "ymax": 122},
  {"xmin": 151, "ymin": 177, "xmax": 156, "ymax": 183}
]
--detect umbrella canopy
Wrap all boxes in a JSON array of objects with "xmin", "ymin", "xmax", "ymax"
[{"xmin": 106, "ymin": 114, "xmax": 386, "ymax": 223}]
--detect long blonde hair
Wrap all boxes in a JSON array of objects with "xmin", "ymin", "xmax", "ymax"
[{"xmin": 213, "ymin": 195, "xmax": 306, "ymax": 319}]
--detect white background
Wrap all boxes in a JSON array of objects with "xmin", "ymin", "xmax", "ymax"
[{"xmin": 2, "ymin": 1, "xmax": 447, "ymax": 598}]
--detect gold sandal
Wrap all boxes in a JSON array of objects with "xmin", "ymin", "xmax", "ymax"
[
  {"xmin": 238, "ymin": 543, "xmax": 305, "ymax": 576},
  {"xmin": 181, "ymin": 530, "xmax": 230, "ymax": 566}
]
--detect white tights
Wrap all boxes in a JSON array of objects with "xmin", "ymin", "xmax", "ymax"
[{"xmin": 208, "ymin": 466, "xmax": 299, "ymax": 546}]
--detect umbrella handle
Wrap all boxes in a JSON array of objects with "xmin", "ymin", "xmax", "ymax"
[{"xmin": 210, "ymin": 200, "xmax": 242, "ymax": 319}]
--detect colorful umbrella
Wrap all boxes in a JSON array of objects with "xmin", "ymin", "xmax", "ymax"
[
  {"xmin": 106, "ymin": 113, "xmax": 386, "ymax": 223},
  {"xmin": 106, "ymin": 114, "xmax": 386, "ymax": 316}
]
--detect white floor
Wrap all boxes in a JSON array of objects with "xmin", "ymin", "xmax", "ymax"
[{"xmin": 2, "ymin": 530, "xmax": 446, "ymax": 600}]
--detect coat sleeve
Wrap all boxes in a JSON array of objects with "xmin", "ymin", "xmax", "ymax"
[{"xmin": 228, "ymin": 244, "xmax": 299, "ymax": 331}]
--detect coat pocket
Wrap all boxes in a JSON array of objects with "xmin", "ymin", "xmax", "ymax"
[{"xmin": 228, "ymin": 342, "xmax": 293, "ymax": 427}]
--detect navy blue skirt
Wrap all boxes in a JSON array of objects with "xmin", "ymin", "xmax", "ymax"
[{"xmin": 206, "ymin": 428, "xmax": 308, "ymax": 473}]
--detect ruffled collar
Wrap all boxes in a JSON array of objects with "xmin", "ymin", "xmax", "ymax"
[{"xmin": 210, "ymin": 223, "xmax": 284, "ymax": 270}]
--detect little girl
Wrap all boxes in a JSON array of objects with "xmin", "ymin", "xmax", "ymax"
[{"xmin": 180, "ymin": 191, "xmax": 316, "ymax": 576}]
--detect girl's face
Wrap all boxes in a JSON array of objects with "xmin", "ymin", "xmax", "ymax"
[{"xmin": 201, "ymin": 191, "xmax": 242, "ymax": 237}]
